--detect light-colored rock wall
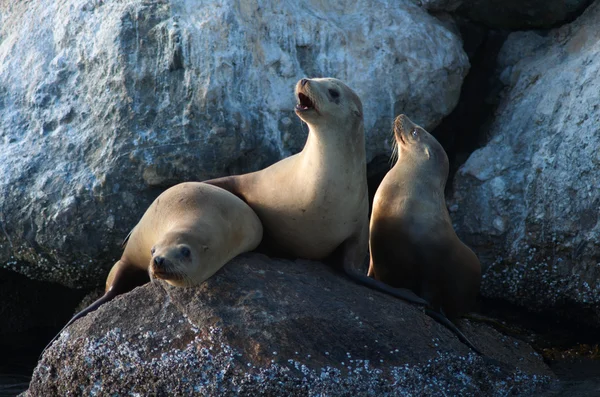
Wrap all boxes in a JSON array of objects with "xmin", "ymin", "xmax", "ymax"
[
  {"xmin": 0, "ymin": 0, "xmax": 468, "ymax": 287},
  {"xmin": 451, "ymin": 1, "xmax": 600, "ymax": 325}
]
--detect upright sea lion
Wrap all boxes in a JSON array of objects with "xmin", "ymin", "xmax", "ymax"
[
  {"xmin": 42, "ymin": 182, "xmax": 263, "ymax": 354},
  {"xmin": 368, "ymin": 114, "xmax": 482, "ymax": 352},
  {"xmin": 205, "ymin": 77, "xmax": 428, "ymax": 304}
]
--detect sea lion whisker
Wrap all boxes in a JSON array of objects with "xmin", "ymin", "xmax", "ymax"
[
  {"xmin": 369, "ymin": 114, "xmax": 482, "ymax": 355},
  {"xmin": 390, "ymin": 139, "xmax": 399, "ymax": 166},
  {"xmin": 184, "ymin": 271, "xmax": 195, "ymax": 286}
]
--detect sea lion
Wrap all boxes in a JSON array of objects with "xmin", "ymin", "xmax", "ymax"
[
  {"xmin": 368, "ymin": 114, "xmax": 482, "ymax": 352},
  {"xmin": 204, "ymin": 78, "xmax": 428, "ymax": 304},
  {"xmin": 42, "ymin": 182, "xmax": 263, "ymax": 354}
]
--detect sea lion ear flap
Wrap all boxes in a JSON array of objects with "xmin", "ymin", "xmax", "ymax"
[
  {"xmin": 351, "ymin": 102, "xmax": 362, "ymax": 118},
  {"xmin": 424, "ymin": 146, "xmax": 431, "ymax": 159}
]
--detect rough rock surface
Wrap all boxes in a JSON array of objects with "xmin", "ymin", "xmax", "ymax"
[
  {"xmin": 416, "ymin": 0, "xmax": 594, "ymax": 29},
  {"xmin": 455, "ymin": 0, "xmax": 594, "ymax": 29},
  {"xmin": 28, "ymin": 254, "xmax": 554, "ymax": 396},
  {"xmin": 451, "ymin": 1, "xmax": 600, "ymax": 326},
  {"xmin": 416, "ymin": 0, "xmax": 463, "ymax": 12},
  {"xmin": 0, "ymin": 0, "xmax": 468, "ymax": 288}
]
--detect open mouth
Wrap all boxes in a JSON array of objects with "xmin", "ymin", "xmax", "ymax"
[{"xmin": 296, "ymin": 92, "xmax": 315, "ymax": 112}]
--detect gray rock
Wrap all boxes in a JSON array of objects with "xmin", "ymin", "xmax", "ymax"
[
  {"xmin": 451, "ymin": 1, "xmax": 600, "ymax": 326},
  {"xmin": 416, "ymin": 0, "xmax": 463, "ymax": 12},
  {"xmin": 0, "ymin": 0, "xmax": 468, "ymax": 288},
  {"xmin": 28, "ymin": 254, "xmax": 555, "ymax": 396},
  {"xmin": 456, "ymin": 0, "xmax": 594, "ymax": 29},
  {"xmin": 414, "ymin": 0, "xmax": 593, "ymax": 28}
]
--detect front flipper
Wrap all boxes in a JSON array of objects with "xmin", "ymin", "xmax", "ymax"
[
  {"xmin": 40, "ymin": 260, "xmax": 148, "ymax": 358},
  {"xmin": 40, "ymin": 287, "xmax": 120, "ymax": 357},
  {"xmin": 345, "ymin": 268, "xmax": 431, "ymax": 306},
  {"xmin": 340, "ymin": 230, "xmax": 430, "ymax": 306},
  {"xmin": 343, "ymin": 233, "xmax": 483, "ymax": 355}
]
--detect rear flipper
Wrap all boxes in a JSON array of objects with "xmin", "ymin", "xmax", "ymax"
[
  {"xmin": 40, "ymin": 261, "xmax": 149, "ymax": 358},
  {"xmin": 425, "ymin": 308, "xmax": 483, "ymax": 355},
  {"xmin": 340, "ymin": 230, "xmax": 430, "ymax": 306}
]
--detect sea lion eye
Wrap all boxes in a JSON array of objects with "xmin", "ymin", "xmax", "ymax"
[
  {"xmin": 328, "ymin": 89, "xmax": 340, "ymax": 99},
  {"xmin": 180, "ymin": 247, "xmax": 191, "ymax": 258},
  {"xmin": 412, "ymin": 129, "xmax": 418, "ymax": 137},
  {"xmin": 150, "ymin": 247, "xmax": 156, "ymax": 255}
]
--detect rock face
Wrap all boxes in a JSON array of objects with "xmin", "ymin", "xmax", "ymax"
[
  {"xmin": 417, "ymin": 0, "xmax": 463, "ymax": 12},
  {"xmin": 451, "ymin": 2, "xmax": 600, "ymax": 326},
  {"xmin": 456, "ymin": 0, "xmax": 594, "ymax": 29},
  {"xmin": 0, "ymin": 0, "xmax": 468, "ymax": 288},
  {"xmin": 28, "ymin": 254, "xmax": 554, "ymax": 396},
  {"xmin": 416, "ymin": 0, "xmax": 594, "ymax": 29}
]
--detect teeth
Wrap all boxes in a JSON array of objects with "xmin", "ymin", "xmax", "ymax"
[{"xmin": 297, "ymin": 92, "xmax": 314, "ymax": 110}]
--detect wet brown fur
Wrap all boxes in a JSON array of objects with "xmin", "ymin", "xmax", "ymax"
[{"xmin": 368, "ymin": 114, "xmax": 481, "ymax": 320}]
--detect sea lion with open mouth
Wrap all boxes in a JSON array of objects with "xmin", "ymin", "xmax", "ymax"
[{"xmin": 205, "ymin": 78, "xmax": 429, "ymax": 304}]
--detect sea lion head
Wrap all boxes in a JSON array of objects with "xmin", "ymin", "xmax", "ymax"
[
  {"xmin": 149, "ymin": 230, "xmax": 211, "ymax": 287},
  {"xmin": 393, "ymin": 114, "xmax": 449, "ymax": 183},
  {"xmin": 294, "ymin": 77, "xmax": 363, "ymax": 129}
]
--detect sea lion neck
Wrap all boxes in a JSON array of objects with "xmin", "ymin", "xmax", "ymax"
[{"xmin": 303, "ymin": 118, "xmax": 365, "ymax": 153}]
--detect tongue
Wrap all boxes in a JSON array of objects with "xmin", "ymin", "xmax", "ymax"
[{"xmin": 298, "ymin": 93, "xmax": 313, "ymax": 109}]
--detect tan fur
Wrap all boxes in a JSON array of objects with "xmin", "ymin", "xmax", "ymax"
[
  {"xmin": 42, "ymin": 182, "xmax": 262, "ymax": 355},
  {"xmin": 368, "ymin": 114, "xmax": 481, "ymax": 320},
  {"xmin": 203, "ymin": 79, "xmax": 434, "ymax": 307},
  {"xmin": 122, "ymin": 182, "xmax": 263, "ymax": 286},
  {"xmin": 205, "ymin": 78, "xmax": 369, "ymax": 268}
]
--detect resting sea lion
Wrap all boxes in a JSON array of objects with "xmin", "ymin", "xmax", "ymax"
[
  {"xmin": 42, "ymin": 182, "xmax": 263, "ymax": 354},
  {"xmin": 205, "ymin": 78, "xmax": 428, "ymax": 303},
  {"xmin": 368, "ymin": 114, "xmax": 482, "ymax": 353}
]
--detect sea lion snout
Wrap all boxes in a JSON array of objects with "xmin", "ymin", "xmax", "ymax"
[
  {"xmin": 153, "ymin": 256, "xmax": 166, "ymax": 268},
  {"xmin": 150, "ymin": 255, "xmax": 175, "ymax": 280},
  {"xmin": 394, "ymin": 114, "xmax": 412, "ymax": 133},
  {"xmin": 151, "ymin": 255, "xmax": 176, "ymax": 274}
]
